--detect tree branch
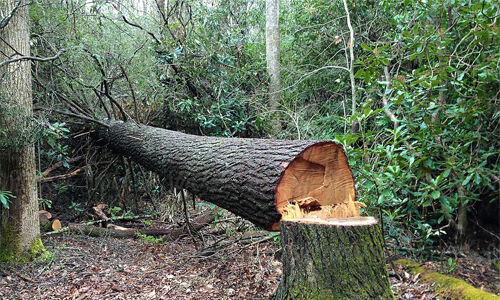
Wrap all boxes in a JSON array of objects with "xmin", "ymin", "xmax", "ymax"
[
  {"xmin": 122, "ymin": 16, "xmax": 162, "ymax": 45},
  {"xmin": 382, "ymin": 67, "xmax": 398, "ymax": 128},
  {"xmin": 40, "ymin": 155, "xmax": 85, "ymax": 178},
  {"xmin": 34, "ymin": 108, "xmax": 110, "ymax": 128},
  {"xmin": 38, "ymin": 167, "xmax": 86, "ymax": 183},
  {"xmin": 0, "ymin": 49, "xmax": 66, "ymax": 68},
  {"xmin": 0, "ymin": 0, "xmax": 22, "ymax": 29}
]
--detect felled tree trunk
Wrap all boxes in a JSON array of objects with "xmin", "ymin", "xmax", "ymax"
[
  {"xmin": 274, "ymin": 217, "xmax": 394, "ymax": 300},
  {"xmin": 97, "ymin": 121, "xmax": 361, "ymax": 230}
]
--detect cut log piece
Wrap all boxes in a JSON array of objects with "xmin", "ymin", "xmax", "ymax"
[
  {"xmin": 39, "ymin": 210, "xmax": 52, "ymax": 232},
  {"xmin": 273, "ymin": 217, "xmax": 394, "ymax": 300},
  {"xmin": 97, "ymin": 121, "xmax": 360, "ymax": 230}
]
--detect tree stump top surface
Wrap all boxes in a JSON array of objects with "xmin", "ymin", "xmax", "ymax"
[{"xmin": 281, "ymin": 216, "xmax": 378, "ymax": 226}]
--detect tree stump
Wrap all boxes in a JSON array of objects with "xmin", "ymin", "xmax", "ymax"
[{"xmin": 274, "ymin": 217, "xmax": 394, "ymax": 300}]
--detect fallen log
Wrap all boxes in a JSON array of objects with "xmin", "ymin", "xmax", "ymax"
[
  {"xmin": 67, "ymin": 213, "xmax": 215, "ymax": 240},
  {"xmin": 96, "ymin": 121, "xmax": 360, "ymax": 230},
  {"xmin": 43, "ymin": 214, "xmax": 151, "ymax": 236},
  {"xmin": 394, "ymin": 259, "xmax": 499, "ymax": 300}
]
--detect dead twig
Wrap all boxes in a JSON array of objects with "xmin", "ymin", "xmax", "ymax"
[
  {"xmin": 38, "ymin": 166, "xmax": 86, "ymax": 183},
  {"xmin": 40, "ymin": 155, "xmax": 85, "ymax": 178}
]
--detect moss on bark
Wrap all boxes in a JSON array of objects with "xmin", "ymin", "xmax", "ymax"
[
  {"xmin": 0, "ymin": 222, "xmax": 45, "ymax": 263},
  {"xmin": 0, "ymin": 222, "xmax": 16, "ymax": 261},
  {"xmin": 395, "ymin": 259, "xmax": 499, "ymax": 300}
]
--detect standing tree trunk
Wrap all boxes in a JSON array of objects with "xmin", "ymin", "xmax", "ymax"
[
  {"xmin": 266, "ymin": 0, "xmax": 281, "ymax": 133},
  {"xmin": 0, "ymin": 0, "xmax": 43, "ymax": 261},
  {"xmin": 274, "ymin": 217, "xmax": 394, "ymax": 299}
]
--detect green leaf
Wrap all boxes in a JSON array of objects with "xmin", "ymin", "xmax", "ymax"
[
  {"xmin": 474, "ymin": 173, "xmax": 481, "ymax": 185},
  {"xmin": 361, "ymin": 43, "xmax": 373, "ymax": 52},
  {"xmin": 431, "ymin": 190, "xmax": 440, "ymax": 200},
  {"xmin": 438, "ymin": 215, "xmax": 444, "ymax": 224},
  {"xmin": 0, "ymin": 194, "xmax": 9, "ymax": 209},
  {"xmin": 462, "ymin": 174, "xmax": 473, "ymax": 186}
]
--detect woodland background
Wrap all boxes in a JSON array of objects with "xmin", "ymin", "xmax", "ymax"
[{"xmin": 0, "ymin": 0, "xmax": 498, "ymax": 279}]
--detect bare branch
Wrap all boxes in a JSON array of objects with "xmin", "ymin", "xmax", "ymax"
[
  {"xmin": 122, "ymin": 16, "xmax": 162, "ymax": 45},
  {"xmin": 0, "ymin": 0, "xmax": 22, "ymax": 29},
  {"xmin": 34, "ymin": 108, "xmax": 110, "ymax": 128},
  {"xmin": 38, "ymin": 166, "xmax": 86, "ymax": 183},
  {"xmin": 381, "ymin": 67, "xmax": 398, "ymax": 128},
  {"xmin": 119, "ymin": 64, "xmax": 139, "ymax": 122},
  {"xmin": 0, "ymin": 49, "xmax": 66, "ymax": 68}
]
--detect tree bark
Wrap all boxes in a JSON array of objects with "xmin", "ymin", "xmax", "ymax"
[
  {"xmin": 274, "ymin": 217, "xmax": 394, "ymax": 299},
  {"xmin": 0, "ymin": 0, "xmax": 42, "ymax": 261},
  {"xmin": 266, "ymin": 0, "xmax": 281, "ymax": 133},
  {"xmin": 96, "ymin": 121, "xmax": 358, "ymax": 231}
]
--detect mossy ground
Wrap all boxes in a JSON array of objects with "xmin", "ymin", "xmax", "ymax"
[{"xmin": 394, "ymin": 259, "xmax": 500, "ymax": 300}]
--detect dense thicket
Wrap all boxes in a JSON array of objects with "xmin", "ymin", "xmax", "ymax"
[{"xmin": 16, "ymin": 0, "xmax": 498, "ymax": 252}]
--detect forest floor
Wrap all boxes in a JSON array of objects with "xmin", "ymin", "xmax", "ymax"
[{"xmin": 0, "ymin": 216, "xmax": 498, "ymax": 299}]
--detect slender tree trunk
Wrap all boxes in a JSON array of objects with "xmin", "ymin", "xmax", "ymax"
[
  {"xmin": 0, "ymin": 0, "xmax": 42, "ymax": 261},
  {"xmin": 343, "ymin": 0, "xmax": 356, "ymax": 118},
  {"xmin": 266, "ymin": 0, "xmax": 281, "ymax": 133}
]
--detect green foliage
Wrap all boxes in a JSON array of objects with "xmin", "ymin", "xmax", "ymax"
[
  {"xmin": 108, "ymin": 206, "xmax": 123, "ymax": 218},
  {"xmin": 0, "ymin": 190, "xmax": 15, "ymax": 209},
  {"xmin": 279, "ymin": 0, "xmax": 499, "ymax": 253},
  {"xmin": 350, "ymin": 0, "xmax": 498, "ymax": 252},
  {"xmin": 446, "ymin": 257, "xmax": 457, "ymax": 273},
  {"xmin": 154, "ymin": 0, "xmax": 268, "ymax": 136},
  {"xmin": 68, "ymin": 202, "xmax": 84, "ymax": 213},
  {"xmin": 29, "ymin": 0, "xmax": 498, "ymax": 252},
  {"xmin": 38, "ymin": 198, "xmax": 52, "ymax": 209},
  {"xmin": 39, "ymin": 122, "xmax": 70, "ymax": 162},
  {"xmin": 136, "ymin": 232, "xmax": 164, "ymax": 244}
]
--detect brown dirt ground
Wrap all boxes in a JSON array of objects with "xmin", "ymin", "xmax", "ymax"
[{"xmin": 0, "ymin": 220, "xmax": 498, "ymax": 299}]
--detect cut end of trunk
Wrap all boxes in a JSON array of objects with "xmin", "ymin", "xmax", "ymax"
[{"xmin": 272, "ymin": 142, "xmax": 360, "ymax": 230}]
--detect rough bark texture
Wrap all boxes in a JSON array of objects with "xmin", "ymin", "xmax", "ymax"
[
  {"xmin": 0, "ymin": 0, "xmax": 41, "ymax": 261},
  {"xmin": 265, "ymin": 0, "xmax": 281, "ymax": 132},
  {"xmin": 274, "ymin": 218, "xmax": 394, "ymax": 300},
  {"xmin": 97, "ymin": 121, "xmax": 353, "ymax": 230}
]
